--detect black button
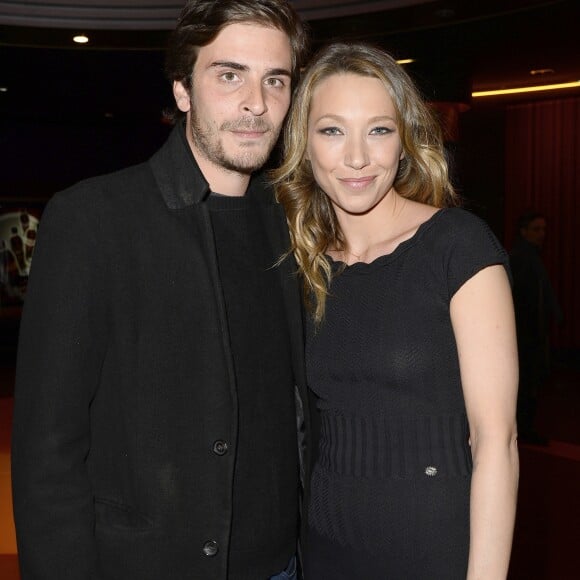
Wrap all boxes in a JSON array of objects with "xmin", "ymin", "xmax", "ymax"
[
  {"xmin": 212, "ymin": 440, "xmax": 228, "ymax": 456},
  {"xmin": 202, "ymin": 540, "xmax": 219, "ymax": 557}
]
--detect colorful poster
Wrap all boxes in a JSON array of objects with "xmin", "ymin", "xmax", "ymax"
[{"xmin": 0, "ymin": 205, "xmax": 42, "ymax": 307}]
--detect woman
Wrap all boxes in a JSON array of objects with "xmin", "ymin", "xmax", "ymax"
[{"xmin": 273, "ymin": 43, "xmax": 519, "ymax": 579}]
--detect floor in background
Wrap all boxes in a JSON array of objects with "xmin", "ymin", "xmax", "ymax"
[
  {"xmin": 0, "ymin": 366, "xmax": 579, "ymax": 580},
  {"xmin": 0, "ymin": 398, "xmax": 16, "ymax": 553},
  {"xmin": 0, "ymin": 366, "xmax": 18, "ymax": 579},
  {"xmin": 509, "ymin": 367, "xmax": 580, "ymax": 579}
]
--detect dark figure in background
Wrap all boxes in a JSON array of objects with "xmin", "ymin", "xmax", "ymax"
[
  {"xmin": 11, "ymin": 2, "xmax": 310, "ymax": 579},
  {"xmin": 510, "ymin": 211, "xmax": 562, "ymax": 444}
]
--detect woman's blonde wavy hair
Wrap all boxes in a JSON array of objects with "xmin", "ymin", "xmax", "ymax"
[{"xmin": 272, "ymin": 42, "xmax": 459, "ymax": 323}]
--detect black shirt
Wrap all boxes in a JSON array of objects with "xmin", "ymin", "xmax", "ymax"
[{"xmin": 208, "ymin": 193, "xmax": 298, "ymax": 580}]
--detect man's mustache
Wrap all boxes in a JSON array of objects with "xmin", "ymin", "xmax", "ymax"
[{"xmin": 221, "ymin": 117, "xmax": 272, "ymax": 132}]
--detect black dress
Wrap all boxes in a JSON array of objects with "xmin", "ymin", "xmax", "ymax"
[{"xmin": 304, "ymin": 208, "xmax": 509, "ymax": 579}]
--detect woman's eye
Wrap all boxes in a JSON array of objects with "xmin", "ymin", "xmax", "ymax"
[
  {"xmin": 370, "ymin": 127, "xmax": 394, "ymax": 135},
  {"xmin": 319, "ymin": 127, "xmax": 342, "ymax": 136}
]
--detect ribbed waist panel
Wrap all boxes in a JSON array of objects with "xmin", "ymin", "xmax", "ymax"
[{"xmin": 317, "ymin": 410, "xmax": 472, "ymax": 479}]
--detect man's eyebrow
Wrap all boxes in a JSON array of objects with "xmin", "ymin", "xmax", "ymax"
[
  {"xmin": 210, "ymin": 61, "xmax": 249, "ymax": 72},
  {"xmin": 265, "ymin": 68, "xmax": 291, "ymax": 77},
  {"xmin": 209, "ymin": 61, "xmax": 291, "ymax": 77}
]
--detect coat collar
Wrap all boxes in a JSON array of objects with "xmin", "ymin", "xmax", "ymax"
[{"xmin": 149, "ymin": 122, "xmax": 274, "ymax": 210}]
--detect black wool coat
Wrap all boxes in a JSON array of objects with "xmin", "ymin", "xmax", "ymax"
[{"xmin": 11, "ymin": 124, "xmax": 310, "ymax": 580}]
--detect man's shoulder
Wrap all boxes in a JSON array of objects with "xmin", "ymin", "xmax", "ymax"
[
  {"xmin": 55, "ymin": 161, "xmax": 154, "ymax": 207},
  {"xmin": 39, "ymin": 161, "xmax": 162, "ymax": 237}
]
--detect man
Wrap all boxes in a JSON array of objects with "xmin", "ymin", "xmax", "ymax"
[
  {"xmin": 11, "ymin": 2, "xmax": 310, "ymax": 579},
  {"xmin": 510, "ymin": 211, "xmax": 562, "ymax": 444}
]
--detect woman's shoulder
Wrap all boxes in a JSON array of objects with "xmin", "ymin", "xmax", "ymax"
[
  {"xmin": 434, "ymin": 205, "xmax": 487, "ymax": 229},
  {"xmin": 419, "ymin": 206, "xmax": 499, "ymax": 245},
  {"xmin": 415, "ymin": 205, "xmax": 507, "ymax": 267},
  {"xmin": 401, "ymin": 206, "xmax": 508, "ymax": 300}
]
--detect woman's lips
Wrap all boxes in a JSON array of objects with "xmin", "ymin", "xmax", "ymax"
[{"xmin": 338, "ymin": 176, "xmax": 376, "ymax": 189}]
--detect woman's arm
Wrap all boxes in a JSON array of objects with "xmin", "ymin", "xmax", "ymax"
[{"xmin": 450, "ymin": 264, "xmax": 519, "ymax": 579}]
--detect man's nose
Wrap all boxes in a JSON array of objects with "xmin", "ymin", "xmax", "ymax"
[{"xmin": 241, "ymin": 81, "xmax": 268, "ymax": 116}]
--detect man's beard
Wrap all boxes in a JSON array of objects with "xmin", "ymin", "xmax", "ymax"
[{"xmin": 189, "ymin": 107, "xmax": 279, "ymax": 175}]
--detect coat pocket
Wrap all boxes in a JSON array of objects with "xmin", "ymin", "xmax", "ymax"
[{"xmin": 94, "ymin": 497, "xmax": 153, "ymax": 531}]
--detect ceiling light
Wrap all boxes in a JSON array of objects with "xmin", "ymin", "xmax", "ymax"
[
  {"xmin": 396, "ymin": 59, "xmax": 415, "ymax": 65},
  {"xmin": 472, "ymin": 81, "xmax": 580, "ymax": 97},
  {"xmin": 0, "ymin": 87, "xmax": 7, "ymax": 93},
  {"xmin": 530, "ymin": 68, "xmax": 555, "ymax": 76},
  {"xmin": 73, "ymin": 35, "xmax": 89, "ymax": 44}
]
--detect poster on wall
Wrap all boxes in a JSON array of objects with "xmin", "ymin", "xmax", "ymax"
[{"xmin": 0, "ymin": 203, "xmax": 44, "ymax": 310}]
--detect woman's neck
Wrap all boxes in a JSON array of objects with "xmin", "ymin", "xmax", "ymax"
[
  {"xmin": 330, "ymin": 193, "xmax": 439, "ymax": 265},
  {"xmin": 332, "ymin": 192, "xmax": 407, "ymax": 263}
]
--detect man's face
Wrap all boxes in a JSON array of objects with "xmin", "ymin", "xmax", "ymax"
[
  {"xmin": 521, "ymin": 217, "xmax": 547, "ymax": 247},
  {"xmin": 174, "ymin": 23, "xmax": 292, "ymax": 183}
]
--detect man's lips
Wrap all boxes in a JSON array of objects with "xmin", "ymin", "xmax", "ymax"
[{"xmin": 231, "ymin": 129, "xmax": 268, "ymax": 139}]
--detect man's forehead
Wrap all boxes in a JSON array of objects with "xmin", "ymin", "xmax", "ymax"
[{"xmin": 196, "ymin": 22, "xmax": 292, "ymax": 70}]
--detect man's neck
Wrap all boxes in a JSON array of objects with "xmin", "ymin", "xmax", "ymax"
[
  {"xmin": 188, "ymin": 141, "xmax": 251, "ymax": 197},
  {"xmin": 200, "ymin": 160, "xmax": 251, "ymax": 196}
]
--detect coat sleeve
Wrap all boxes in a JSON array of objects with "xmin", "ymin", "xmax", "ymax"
[{"xmin": 11, "ymin": 189, "xmax": 108, "ymax": 579}]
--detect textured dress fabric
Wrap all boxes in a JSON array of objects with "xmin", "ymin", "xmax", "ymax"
[{"xmin": 303, "ymin": 208, "xmax": 509, "ymax": 579}]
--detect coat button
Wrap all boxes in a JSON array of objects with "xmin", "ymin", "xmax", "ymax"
[
  {"xmin": 202, "ymin": 540, "xmax": 219, "ymax": 557},
  {"xmin": 212, "ymin": 440, "xmax": 228, "ymax": 456}
]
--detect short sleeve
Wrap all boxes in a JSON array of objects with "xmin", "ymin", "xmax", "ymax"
[{"xmin": 438, "ymin": 208, "xmax": 509, "ymax": 300}]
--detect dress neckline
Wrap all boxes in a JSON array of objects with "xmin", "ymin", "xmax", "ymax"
[{"xmin": 327, "ymin": 208, "xmax": 447, "ymax": 274}]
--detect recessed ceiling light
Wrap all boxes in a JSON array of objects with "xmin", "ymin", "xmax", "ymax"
[
  {"xmin": 396, "ymin": 59, "xmax": 415, "ymax": 65},
  {"xmin": 472, "ymin": 80, "xmax": 580, "ymax": 97},
  {"xmin": 73, "ymin": 35, "xmax": 89, "ymax": 44},
  {"xmin": 530, "ymin": 68, "xmax": 555, "ymax": 76}
]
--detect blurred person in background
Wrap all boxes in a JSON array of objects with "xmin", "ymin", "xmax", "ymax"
[{"xmin": 510, "ymin": 211, "xmax": 563, "ymax": 445}]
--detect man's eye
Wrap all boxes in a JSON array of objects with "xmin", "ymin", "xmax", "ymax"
[
  {"xmin": 265, "ymin": 78, "xmax": 285, "ymax": 88},
  {"xmin": 220, "ymin": 72, "xmax": 239, "ymax": 82}
]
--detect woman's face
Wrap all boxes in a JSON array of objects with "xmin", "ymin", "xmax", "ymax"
[{"xmin": 306, "ymin": 73, "xmax": 404, "ymax": 217}]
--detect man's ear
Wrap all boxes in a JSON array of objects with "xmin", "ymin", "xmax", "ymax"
[{"xmin": 173, "ymin": 81, "xmax": 191, "ymax": 113}]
